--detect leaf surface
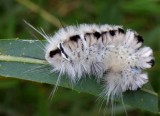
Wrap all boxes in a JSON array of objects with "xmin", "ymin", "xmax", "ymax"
[{"xmin": 0, "ymin": 39, "xmax": 158, "ymax": 113}]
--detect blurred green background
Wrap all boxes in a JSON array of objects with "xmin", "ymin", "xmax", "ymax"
[{"xmin": 0, "ymin": 0, "xmax": 160, "ymax": 116}]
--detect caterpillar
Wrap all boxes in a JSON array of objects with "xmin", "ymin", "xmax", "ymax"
[{"xmin": 26, "ymin": 22, "xmax": 155, "ymax": 114}]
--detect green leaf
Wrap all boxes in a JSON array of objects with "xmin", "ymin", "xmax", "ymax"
[{"xmin": 0, "ymin": 39, "xmax": 159, "ymax": 113}]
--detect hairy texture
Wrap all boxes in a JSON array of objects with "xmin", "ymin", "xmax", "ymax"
[{"xmin": 44, "ymin": 24, "xmax": 154, "ymax": 101}]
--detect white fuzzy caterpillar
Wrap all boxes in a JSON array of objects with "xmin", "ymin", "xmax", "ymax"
[
  {"xmin": 45, "ymin": 24, "xmax": 154, "ymax": 94},
  {"xmin": 26, "ymin": 22, "xmax": 155, "ymax": 114}
]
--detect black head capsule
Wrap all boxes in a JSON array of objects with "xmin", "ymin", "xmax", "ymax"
[
  {"xmin": 136, "ymin": 34, "xmax": 144, "ymax": 43},
  {"xmin": 49, "ymin": 48, "xmax": 61, "ymax": 58},
  {"xmin": 70, "ymin": 35, "xmax": 80, "ymax": 42}
]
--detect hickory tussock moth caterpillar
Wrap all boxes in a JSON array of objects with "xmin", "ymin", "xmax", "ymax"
[{"xmin": 26, "ymin": 22, "xmax": 155, "ymax": 114}]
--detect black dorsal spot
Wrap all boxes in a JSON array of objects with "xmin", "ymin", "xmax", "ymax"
[
  {"xmin": 136, "ymin": 34, "xmax": 144, "ymax": 43},
  {"xmin": 70, "ymin": 35, "xmax": 80, "ymax": 42},
  {"xmin": 109, "ymin": 30, "xmax": 116, "ymax": 36},
  {"xmin": 49, "ymin": 49, "xmax": 61, "ymax": 58},
  {"xmin": 94, "ymin": 32, "xmax": 101, "ymax": 39},
  {"xmin": 147, "ymin": 59, "xmax": 155, "ymax": 67},
  {"xmin": 118, "ymin": 28, "xmax": 125, "ymax": 34}
]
